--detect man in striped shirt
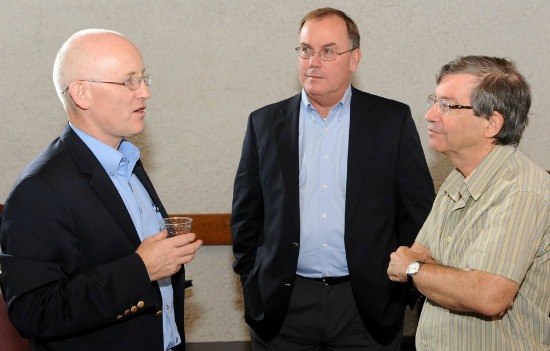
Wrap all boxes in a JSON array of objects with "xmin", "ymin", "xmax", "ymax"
[{"xmin": 388, "ymin": 56, "xmax": 549, "ymax": 350}]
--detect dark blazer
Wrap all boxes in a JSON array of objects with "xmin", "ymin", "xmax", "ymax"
[
  {"xmin": 0, "ymin": 125, "xmax": 186, "ymax": 351},
  {"xmin": 231, "ymin": 87, "xmax": 435, "ymax": 344}
]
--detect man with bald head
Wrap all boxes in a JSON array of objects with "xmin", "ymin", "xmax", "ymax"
[{"xmin": 0, "ymin": 29, "xmax": 202, "ymax": 351}]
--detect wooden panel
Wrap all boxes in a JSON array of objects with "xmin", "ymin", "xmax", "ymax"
[
  {"xmin": 0, "ymin": 204, "xmax": 231, "ymax": 245},
  {"xmin": 170, "ymin": 213, "xmax": 231, "ymax": 245}
]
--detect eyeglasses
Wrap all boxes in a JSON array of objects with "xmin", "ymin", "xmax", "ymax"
[
  {"xmin": 428, "ymin": 94, "xmax": 473, "ymax": 115},
  {"xmin": 61, "ymin": 74, "xmax": 151, "ymax": 94},
  {"xmin": 295, "ymin": 47, "xmax": 356, "ymax": 61}
]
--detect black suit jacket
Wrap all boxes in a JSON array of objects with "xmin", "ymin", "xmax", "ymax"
[
  {"xmin": 231, "ymin": 87, "xmax": 435, "ymax": 344},
  {"xmin": 0, "ymin": 125, "xmax": 186, "ymax": 351}
]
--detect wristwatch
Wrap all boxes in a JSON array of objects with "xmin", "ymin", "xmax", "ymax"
[{"xmin": 406, "ymin": 261, "xmax": 423, "ymax": 284}]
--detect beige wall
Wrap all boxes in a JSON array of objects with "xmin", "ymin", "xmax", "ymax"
[{"xmin": 1, "ymin": 0, "xmax": 549, "ymax": 342}]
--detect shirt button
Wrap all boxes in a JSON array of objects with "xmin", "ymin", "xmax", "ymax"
[
  {"xmin": 322, "ymin": 213, "xmax": 327, "ymax": 219},
  {"xmin": 322, "ymin": 184, "xmax": 328, "ymax": 189},
  {"xmin": 447, "ymin": 237, "xmax": 452, "ymax": 242},
  {"xmin": 109, "ymin": 172, "xmax": 115, "ymax": 177}
]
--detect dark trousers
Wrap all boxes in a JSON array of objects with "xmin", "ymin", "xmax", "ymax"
[{"xmin": 251, "ymin": 275, "xmax": 402, "ymax": 351}]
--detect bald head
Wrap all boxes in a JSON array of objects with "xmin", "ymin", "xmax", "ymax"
[{"xmin": 52, "ymin": 29, "xmax": 141, "ymax": 111}]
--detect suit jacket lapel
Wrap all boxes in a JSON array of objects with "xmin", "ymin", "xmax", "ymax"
[
  {"xmin": 61, "ymin": 126, "xmax": 142, "ymax": 247},
  {"xmin": 134, "ymin": 161, "xmax": 168, "ymax": 219},
  {"xmin": 345, "ymin": 88, "xmax": 377, "ymax": 227},
  {"xmin": 273, "ymin": 94, "xmax": 301, "ymax": 232}
]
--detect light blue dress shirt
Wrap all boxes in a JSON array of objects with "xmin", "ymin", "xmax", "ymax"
[
  {"xmin": 296, "ymin": 85, "xmax": 352, "ymax": 278},
  {"xmin": 69, "ymin": 123, "xmax": 180, "ymax": 350}
]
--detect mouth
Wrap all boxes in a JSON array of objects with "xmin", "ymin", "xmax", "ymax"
[
  {"xmin": 305, "ymin": 70, "xmax": 323, "ymax": 79},
  {"xmin": 428, "ymin": 128, "xmax": 444, "ymax": 136},
  {"xmin": 134, "ymin": 106, "xmax": 146, "ymax": 114}
]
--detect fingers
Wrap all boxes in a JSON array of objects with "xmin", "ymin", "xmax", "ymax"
[
  {"xmin": 172, "ymin": 232, "xmax": 197, "ymax": 246},
  {"xmin": 143, "ymin": 230, "xmax": 168, "ymax": 243},
  {"xmin": 137, "ymin": 232, "xmax": 203, "ymax": 281}
]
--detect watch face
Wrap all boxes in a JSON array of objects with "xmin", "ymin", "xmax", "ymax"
[{"xmin": 407, "ymin": 261, "xmax": 420, "ymax": 276}]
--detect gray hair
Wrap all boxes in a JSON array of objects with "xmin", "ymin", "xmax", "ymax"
[{"xmin": 437, "ymin": 56, "xmax": 531, "ymax": 146}]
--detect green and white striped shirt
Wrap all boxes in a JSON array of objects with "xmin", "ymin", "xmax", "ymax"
[{"xmin": 415, "ymin": 145, "xmax": 550, "ymax": 351}]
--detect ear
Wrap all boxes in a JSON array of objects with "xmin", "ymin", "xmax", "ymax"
[
  {"xmin": 485, "ymin": 111, "xmax": 504, "ymax": 139},
  {"xmin": 67, "ymin": 83, "xmax": 91, "ymax": 110},
  {"xmin": 349, "ymin": 48, "xmax": 361, "ymax": 73}
]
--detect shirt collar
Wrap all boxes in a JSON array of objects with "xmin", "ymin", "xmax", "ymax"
[
  {"xmin": 463, "ymin": 145, "xmax": 515, "ymax": 200},
  {"xmin": 301, "ymin": 84, "xmax": 352, "ymax": 122},
  {"xmin": 69, "ymin": 122, "xmax": 140, "ymax": 179},
  {"xmin": 443, "ymin": 145, "xmax": 516, "ymax": 202}
]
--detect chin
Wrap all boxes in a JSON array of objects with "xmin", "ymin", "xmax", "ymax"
[{"xmin": 304, "ymin": 86, "xmax": 327, "ymax": 97}]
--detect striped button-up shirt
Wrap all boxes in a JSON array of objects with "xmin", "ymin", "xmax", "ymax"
[{"xmin": 415, "ymin": 145, "xmax": 550, "ymax": 351}]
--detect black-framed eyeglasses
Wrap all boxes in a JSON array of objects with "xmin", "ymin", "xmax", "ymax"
[
  {"xmin": 428, "ymin": 94, "xmax": 473, "ymax": 116},
  {"xmin": 61, "ymin": 74, "xmax": 151, "ymax": 94},
  {"xmin": 295, "ymin": 46, "xmax": 356, "ymax": 61}
]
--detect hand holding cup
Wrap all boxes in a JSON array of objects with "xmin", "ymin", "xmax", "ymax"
[{"xmin": 160, "ymin": 217, "xmax": 193, "ymax": 237}]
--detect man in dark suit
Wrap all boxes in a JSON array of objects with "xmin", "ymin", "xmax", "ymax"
[
  {"xmin": 0, "ymin": 29, "xmax": 202, "ymax": 351},
  {"xmin": 231, "ymin": 8, "xmax": 435, "ymax": 350}
]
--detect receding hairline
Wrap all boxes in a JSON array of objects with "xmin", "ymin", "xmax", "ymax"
[{"xmin": 53, "ymin": 29, "xmax": 136, "ymax": 109}]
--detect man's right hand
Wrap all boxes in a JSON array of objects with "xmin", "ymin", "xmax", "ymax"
[{"xmin": 136, "ymin": 231, "xmax": 203, "ymax": 281}]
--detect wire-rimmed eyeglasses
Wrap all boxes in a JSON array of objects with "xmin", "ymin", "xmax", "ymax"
[
  {"xmin": 428, "ymin": 94, "xmax": 473, "ymax": 115},
  {"xmin": 295, "ymin": 47, "xmax": 356, "ymax": 61},
  {"xmin": 61, "ymin": 74, "xmax": 151, "ymax": 94}
]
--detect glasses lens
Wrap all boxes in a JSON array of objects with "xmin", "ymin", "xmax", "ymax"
[
  {"xmin": 428, "ymin": 95, "xmax": 435, "ymax": 109},
  {"xmin": 126, "ymin": 76, "xmax": 150, "ymax": 90},
  {"xmin": 438, "ymin": 99, "xmax": 450, "ymax": 115},
  {"xmin": 143, "ymin": 75, "xmax": 151, "ymax": 87},
  {"xmin": 320, "ymin": 49, "xmax": 337, "ymax": 61},
  {"xmin": 126, "ymin": 77, "xmax": 139, "ymax": 90},
  {"xmin": 296, "ymin": 47, "xmax": 312, "ymax": 59}
]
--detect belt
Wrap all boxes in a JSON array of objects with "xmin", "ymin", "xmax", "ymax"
[{"xmin": 298, "ymin": 275, "xmax": 350, "ymax": 286}]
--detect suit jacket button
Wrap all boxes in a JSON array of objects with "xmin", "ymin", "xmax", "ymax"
[
  {"xmin": 284, "ymin": 283, "xmax": 292, "ymax": 287},
  {"xmin": 124, "ymin": 309, "xmax": 131, "ymax": 316},
  {"xmin": 137, "ymin": 301, "xmax": 145, "ymax": 309},
  {"xmin": 116, "ymin": 314, "xmax": 123, "ymax": 319},
  {"xmin": 292, "ymin": 242, "xmax": 299, "ymax": 247},
  {"xmin": 131, "ymin": 306, "xmax": 138, "ymax": 313},
  {"xmin": 155, "ymin": 310, "xmax": 163, "ymax": 317}
]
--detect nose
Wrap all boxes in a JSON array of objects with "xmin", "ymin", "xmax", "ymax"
[
  {"xmin": 424, "ymin": 103, "xmax": 440, "ymax": 122},
  {"xmin": 308, "ymin": 52, "xmax": 322, "ymax": 67},
  {"xmin": 136, "ymin": 80, "xmax": 151, "ymax": 99}
]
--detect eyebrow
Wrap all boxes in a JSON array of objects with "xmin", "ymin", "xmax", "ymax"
[
  {"xmin": 124, "ymin": 69, "xmax": 146, "ymax": 78},
  {"xmin": 299, "ymin": 42, "xmax": 338, "ymax": 49},
  {"xmin": 436, "ymin": 95, "xmax": 458, "ymax": 103}
]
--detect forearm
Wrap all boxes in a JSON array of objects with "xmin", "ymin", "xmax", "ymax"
[
  {"xmin": 389, "ymin": 244, "xmax": 518, "ymax": 316},
  {"xmin": 413, "ymin": 263, "xmax": 518, "ymax": 316}
]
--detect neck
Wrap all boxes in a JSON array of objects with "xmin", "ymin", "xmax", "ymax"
[
  {"xmin": 307, "ymin": 94, "xmax": 342, "ymax": 119},
  {"xmin": 448, "ymin": 143, "xmax": 497, "ymax": 178}
]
